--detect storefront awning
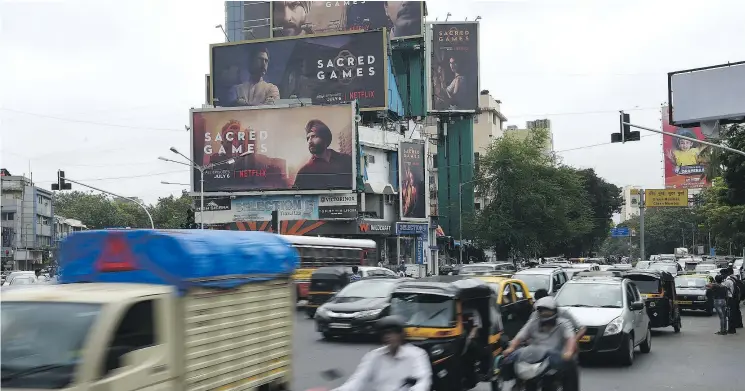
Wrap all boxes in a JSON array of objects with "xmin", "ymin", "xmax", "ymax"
[{"xmin": 364, "ymin": 181, "xmax": 397, "ymax": 195}]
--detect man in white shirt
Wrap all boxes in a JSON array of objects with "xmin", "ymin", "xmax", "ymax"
[
  {"xmin": 332, "ymin": 316, "xmax": 431, "ymax": 391},
  {"xmin": 230, "ymin": 48, "xmax": 280, "ymax": 106}
]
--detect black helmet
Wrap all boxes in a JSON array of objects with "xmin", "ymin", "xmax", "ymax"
[{"xmin": 377, "ymin": 315, "xmax": 406, "ymax": 334}]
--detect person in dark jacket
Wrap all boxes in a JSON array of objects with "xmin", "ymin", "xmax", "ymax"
[
  {"xmin": 724, "ymin": 268, "xmax": 743, "ymax": 329},
  {"xmin": 293, "ymin": 120, "xmax": 353, "ymax": 190},
  {"xmin": 711, "ymin": 275, "xmax": 729, "ymax": 335}
]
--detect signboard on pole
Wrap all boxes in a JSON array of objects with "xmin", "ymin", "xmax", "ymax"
[
  {"xmin": 645, "ymin": 189, "xmax": 689, "ymax": 207},
  {"xmin": 611, "ymin": 227, "xmax": 630, "ymax": 237}
]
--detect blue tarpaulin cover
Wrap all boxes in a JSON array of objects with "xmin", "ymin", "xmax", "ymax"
[{"xmin": 59, "ymin": 230, "xmax": 299, "ymax": 294}]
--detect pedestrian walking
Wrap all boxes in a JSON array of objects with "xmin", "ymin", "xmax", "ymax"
[
  {"xmin": 721, "ymin": 269, "xmax": 738, "ymax": 334},
  {"xmin": 711, "ymin": 275, "xmax": 729, "ymax": 335}
]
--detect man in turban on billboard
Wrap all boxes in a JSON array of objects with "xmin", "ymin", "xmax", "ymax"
[
  {"xmin": 293, "ymin": 119, "xmax": 353, "ymax": 190},
  {"xmin": 384, "ymin": 2, "xmax": 421, "ymax": 39},
  {"xmin": 230, "ymin": 47, "xmax": 280, "ymax": 107}
]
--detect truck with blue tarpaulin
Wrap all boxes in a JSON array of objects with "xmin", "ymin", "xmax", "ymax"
[{"xmin": 0, "ymin": 229, "xmax": 299, "ymax": 391}]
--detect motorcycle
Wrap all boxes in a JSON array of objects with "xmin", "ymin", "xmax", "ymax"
[{"xmin": 512, "ymin": 345, "xmax": 563, "ymax": 391}]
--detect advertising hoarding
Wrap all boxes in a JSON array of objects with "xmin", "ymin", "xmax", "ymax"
[
  {"xmin": 662, "ymin": 106, "xmax": 710, "ymax": 189},
  {"xmin": 211, "ymin": 30, "xmax": 387, "ymax": 111},
  {"xmin": 668, "ymin": 61, "xmax": 745, "ymax": 127},
  {"xmin": 271, "ymin": 1, "xmax": 424, "ymax": 40},
  {"xmin": 191, "ymin": 104, "xmax": 355, "ymax": 193},
  {"xmin": 399, "ymin": 141, "xmax": 426, "ymax": 220},
  {"xmin": 197, "ymin": 193, "xmax": 358, "ymax": 224},
  {"xmin": 195, "ymin": 196, "xmax": 231, "ymax": 212},
  {"xmin": 428, "ymin": 22, "xmax": 480, "ymax": 112}
]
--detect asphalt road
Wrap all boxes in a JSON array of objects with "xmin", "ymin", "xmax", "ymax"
[{"xmin": 292, "ymin": 305, "xmax": 744, "ymax": 391}]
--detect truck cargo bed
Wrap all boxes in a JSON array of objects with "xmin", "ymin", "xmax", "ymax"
[{"xmin": 184, "ymin": 279, "xmax": 293, "ymax": 391}]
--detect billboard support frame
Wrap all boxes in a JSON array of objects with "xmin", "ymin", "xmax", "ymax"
[
  {"xmin": 209, "ymin": 29, "xmax": 390, "ymax": 112},
  {"xmin": 667, "ymin": 60, "xmax": 745, "ymax": 128},
  {"xmin": 189, "ymin": 102, "xmax": 359, "ymax": 195},
  {"xmin": 425, "ymin": 20, "xmax": 481, "ymax": 114}
]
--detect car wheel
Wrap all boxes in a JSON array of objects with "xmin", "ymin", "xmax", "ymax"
[
  {"xmin": 673, "ymin": 319, "xmax": 681, "ymax": 333},
  {"xmin": 639, "ymin": 328, "xmax": 651, "ymax": 353},
  {"xmin": 618, "ymin": 334, "xmax": 634, "ymax": 366},
  {"xmin": 322, "ymin": 331, "xmax": 333, "ymax": 340}
]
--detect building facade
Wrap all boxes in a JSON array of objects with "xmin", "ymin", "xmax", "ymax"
[
  {"xmin": 1, "ymin": 175, "xmax": 54, "ymax": 270},
  {"xmin": 504, "ymin": 119, "xmax": 555, "ymax": 156},
  {"xmin": 224, "ymin": 1, "xmax": 270, "ymax": 42},
  {"xmin": 620, "ymin": 185, "xmax": 641, "ymax": 222}
]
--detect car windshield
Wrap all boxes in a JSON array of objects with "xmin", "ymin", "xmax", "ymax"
[
  {"xmin": 338, "ymin": 280, "xmax": 395, "ymax": 298},
  {"xmin": 649, "ymin": 263, "xmax": 677, "ymax": 274},
  {"xmin": 391, "ymin": 294, "xmax": 455, "ymax": 328},
  {"xmin": 1, "ymin": 302, "xmax": 101, "ymax": 389},
  {"xmin": 514, "ymin": 274, "xmax": 550, "ymax": 292},
  {"xmin": 628, "ymin": 278, "xmax": 661, "ymax": 294},
  {"xmin": 9, "ymin": 277, "xmax": 35, "ymax": 285},
  {"xmin": 460, "ymin": 265, "xmax": 495, "ymax": 274},
  {"xmin": 675, "ymin": 277, "xmax": 707, "ymax": 288},
  {"xmin": 695, "ymin": 264, "xmax": 717, "ymax": 272},
  {"xmin": 556, "ymin": 283, "xmax": 623, "ymax": 308}
]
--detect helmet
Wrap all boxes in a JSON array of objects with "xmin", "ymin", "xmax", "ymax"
[{"xmin": 377, "ymin": 315, "xmax": 406, "ymax": 334}]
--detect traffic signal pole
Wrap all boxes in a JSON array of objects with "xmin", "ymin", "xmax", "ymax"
[
  {"xmin": 622, "ymin": 121, "xmax": 745, "ymax": 157},
  {"xmin": 60, "ymin": 177, "xmax": 155, "ymax": 229}
]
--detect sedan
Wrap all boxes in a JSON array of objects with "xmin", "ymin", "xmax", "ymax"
[{"xmin": 315, "ymin": 277, "xmax": 408, "ymax": 339}]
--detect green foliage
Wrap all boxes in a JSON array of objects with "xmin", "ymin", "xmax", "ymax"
[
  {"xmin": 53, "ymin": 191, "xmax": 193, "ymax": 229},
  {"xmin": 472, "ymin": 128, "xmax": 597, "ymax": 259}
]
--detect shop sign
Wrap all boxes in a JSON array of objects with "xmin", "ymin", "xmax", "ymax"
[
  {"xmin": 358, "ymin": 222, "xmax": 392, "ymax": 234},
  {"xmin": 395, "ymin": 222, "xmax": 428, "ymax": 235}
]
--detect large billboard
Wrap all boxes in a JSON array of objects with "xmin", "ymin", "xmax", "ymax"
[
  {"xmin": 428, "ymin": 22, "xmax": 480, "ymax": 112},
  {"xmin": 668, "ymin": 61, "xmax": 745, "ymax": 127},
  {"xmin": 211, "ymin": 30, "xmax": 387, "ymax": 111},
  {"xmin": 271, "ymin": 1, "xmax": 423, "ymax": 40},
  {"xmin": 191, "ymin": 104, "xmax": 355, "ymax": 193},
  {"xmin": 399, "ymin": 141, "xmax": 426, "ymax": 220},
  {"xmin": 197, "ymin": 193, "xmax": 358, "ymax": 225},
  {"xmin": 662, "ymin": 106, "xmax": 710, "ymax": 189}
]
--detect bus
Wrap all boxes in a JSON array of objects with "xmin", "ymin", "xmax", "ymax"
[{"xmin": 280, "ymin": 236, "xmax": 377, "ymax": 303}]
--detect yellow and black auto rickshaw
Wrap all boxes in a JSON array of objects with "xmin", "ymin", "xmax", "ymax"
[
  {"xmin": 625, "ymin": 270, "xmax": 682, "ymax": 332},
  {"xmin": 306, "ymin": 266, "xmax": 351, "ymax": 318},
  {"xmin": 389, "ymin": 276, "xmax": 506, "ymax": 391}
]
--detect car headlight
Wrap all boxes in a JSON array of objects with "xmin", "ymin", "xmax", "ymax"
[
  {"xmin": 603, "ymin": 317, "xmax": 624, "ymax": 336},
  {"xmin": 356, "ymin": 308, "xmax": 383, "ymax": 318},
  {"xmin": 430, "ymin": 344, "xmax": 446, "ymax": 356},
  {"xmin": 316, "ymin": 306, "xmax": 330, "ymax": 317},
  {"xmin": 697, "ymin": 296, "xmax": 706, "ymax": 301}
]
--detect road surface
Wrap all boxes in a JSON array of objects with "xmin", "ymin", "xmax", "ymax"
[{"xmin": 292, "ymin": 307, "xmax": 744, "ymax": 391}]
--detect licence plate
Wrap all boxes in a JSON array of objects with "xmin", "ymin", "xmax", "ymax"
[
  {"xmin": 677, "ymin": 301, "xmax": 692, "ymax": 304},
  {"xmin": 579, "ymin": 336, "xmax": 591, "ymax": 342},
  {"xmin": 329, "ymin": 323, "xmax": 351, "ymax": 329}
]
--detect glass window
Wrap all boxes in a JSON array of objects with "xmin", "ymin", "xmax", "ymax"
[
  {"xmin": 555, "ymin": 283, "xmax": 623, "ymax": 308},
  {"xmin": 625, "ymin": 284, "xmax": 636, "ymax": 305},
  {"xmin": 2, "ymin": 302, "xmax": 101, "ymax": 388},
  {"xmin": 391, "ymin": 294, "xmax": 455, "ymax": 328},
  {"xmin": 102, "ymin": 300, "xmax": 156, "ymax": 377},
  {"xmin": 552, "ymin": 274, "xmax": 561, "ymax": 289},
  {"xmin": 511, "ymin": 282, "xmax": 526, "ymax": 299},
  {"xmin": 675, "ymin": 277, "xmax": 707, "ymax": 288},
  {"xmin": 502, "ymin": 285, "xmax": 513, "ymax": 304},
  {"xmin": 515, "ymin": 274, "xmax": 550, "ymax": 292},
  {"xmin": 629, "ymin": 278, "xmax": 661, "ymax": 294},
  {"xmin": 337, "ymin": 280, "xmax": 396, "ymax": 298}
]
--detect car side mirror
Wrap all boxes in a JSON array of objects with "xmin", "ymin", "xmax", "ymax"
[{"xmin": 630, "ymin": 302, "xmax": 645, "ymax": 311}]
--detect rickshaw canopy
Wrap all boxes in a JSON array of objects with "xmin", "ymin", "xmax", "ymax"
[{"xmin": 393, "ymin": 275, "xmax": 494, "ymax": 299}]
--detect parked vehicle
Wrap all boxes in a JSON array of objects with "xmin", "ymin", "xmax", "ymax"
[
  {"xmin": 0, "ymin": 229, "xmax": 299, "ymax": 391},
  {"xmin": 675, "ymin": 274, "xmax": 714, "ymax": 315},
  {"xmin": 556, "ymin": 274, "xmax": 651, "ymax": 366},
  {"xmin": 513, "ymin": 268, "xmax": 569, "ymax": 297}
]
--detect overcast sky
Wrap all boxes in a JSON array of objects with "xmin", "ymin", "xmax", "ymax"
[{"xmin": 1, "ymin": 0, "xmax": 743, "ymax": 205}]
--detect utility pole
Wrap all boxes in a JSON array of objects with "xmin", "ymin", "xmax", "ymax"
[{"xmin": 639, "ymin": 189, "xmax": 645, "ymax": 262}]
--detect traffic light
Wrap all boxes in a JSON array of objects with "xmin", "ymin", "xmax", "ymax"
[
  {"xmin": 51, "ymin": 170, "xmax": 72, "ymax": 191},
  {"xmin": 271, "ymin": 210, "xmax": 279, "ymax": 234},
  {"xmin": 611, "ymin": 112, "xmax": 640, "ymax": 143}
]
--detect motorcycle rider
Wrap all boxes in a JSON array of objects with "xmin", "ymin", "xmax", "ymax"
[
  {"xmin": 331, "ymin": 316, "xmax": 432, "ymax": 391},
  {"xmin": 501, "ymin": 297, "xmax": 576, "ymax": 388}
]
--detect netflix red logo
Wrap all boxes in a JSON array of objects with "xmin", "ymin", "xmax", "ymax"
[
  {"xmin": 348, "ymin": 90, "xmax": 375, "ymax": 100},
  {"xmin": 236, "ymin": 169, "xmax": 267, "ymax": 178}
]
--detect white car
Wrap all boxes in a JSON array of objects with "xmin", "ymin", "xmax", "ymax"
[
  {"xmin": 556, "ymin": 275, "xmax": 651, "ymax": 366},
  {"xmin": 1, "ymin": 271, "xmax": 36, "ymax": 286},
  {"xmin": 357, "ymin": 266, "xmax": 398, "ymax": 278}
]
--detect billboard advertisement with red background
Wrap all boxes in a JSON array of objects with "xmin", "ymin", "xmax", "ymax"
[
  {"xmin": 191, "ymin": 104, "xmax": 355, "ymax": 193},
  {"xmin": 662, "ymin": 105, "xmax": 710, "ymax": 189}
]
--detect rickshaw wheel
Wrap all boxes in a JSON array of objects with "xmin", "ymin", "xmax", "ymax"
[{"xmin": 673, "ymin": 321, "xmax": 681, "ymax": 333}]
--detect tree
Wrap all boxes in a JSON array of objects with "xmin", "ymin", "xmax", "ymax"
[
  {"xmin": 697, "ymin": 177, "xmax": 745, "ymax": 255},
  {"xmin": 618, "ymin": 207, "xmax": 701, "ymax": 257},
  {"xmin": 719, "ymin": 124, "xmax": 745, "ymax": 205},
  {"xmin": 471, "ymin": 128, "xmax": 593, "ymax": 259},
  {"xmin": 564, "ymin": 169, "xmax": 622, "ymax": 256},
  {"xmin": 53, "ymin": 190, "xmax": 194, "ymax": 230}
]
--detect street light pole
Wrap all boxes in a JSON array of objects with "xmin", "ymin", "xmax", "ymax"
[
  {"xmin": 459, "ymin": 183, "xmax": 463, "ymax": 264},
  {"xmin": 62, "ymin": 178, "xmax": 154, "ymax": 229}
]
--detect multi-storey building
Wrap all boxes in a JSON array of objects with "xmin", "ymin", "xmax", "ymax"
[
  {"xmin": 620, "ymin": 185, "xmax": 642, "ymax": 222},
  {"xmin": 1, "ymin": 174, "xmax": 54, "ymax": 270},
  {"xmin": 504, "ymin": 118, "xmax": 555, "ymax": 156}
]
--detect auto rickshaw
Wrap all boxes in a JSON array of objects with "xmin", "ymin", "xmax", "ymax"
[
  {"xmin": 624, "ymin": 270, "xmax": 682, "ymax": 332},
  {"xmin": 389, "ymin": 276, "xmax": 506, "ymax": 391},
  {"xmin": 470, "ymin": 273, "xmax": 534, "ymax": 340},
  {"xmin": 306, "ymin": 266, "xmax": 351, "ymax": 318}
]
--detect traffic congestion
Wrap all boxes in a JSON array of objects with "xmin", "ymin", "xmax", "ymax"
[{"xmin": 2, "ymin": 232, "xmax": 743, "ymax": 391}]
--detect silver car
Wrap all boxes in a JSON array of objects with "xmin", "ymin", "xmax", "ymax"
[{"xmin": 555, "ymin": 275, "xmax": 651, "ymax": 366}]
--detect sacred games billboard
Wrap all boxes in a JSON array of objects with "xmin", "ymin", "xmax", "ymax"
[
  {"xmin": 427, "ymin": 22, "xmax": 480, "ymax": 112},
  {"xmin": 191, "ymin": 104, "xmax": 356, "ymax": 193},
  {"xmin": 211, "ymin": 30, "xmax": 388, "ymax": 111},
  {"xmin": 271, "ymin": 1, "xmax": 424, "ymax": 40},
  {"xmin": 399, "ymin": 141, "xmax": 427, "ymax": 220}
]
